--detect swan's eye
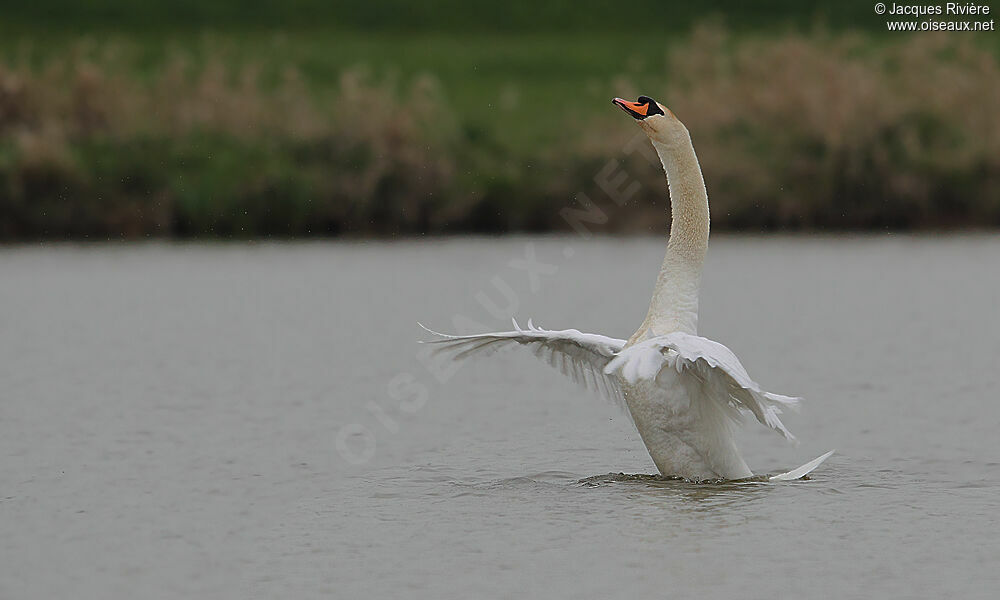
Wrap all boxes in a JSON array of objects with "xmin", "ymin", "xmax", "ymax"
[{"xmin": 638, "ymin": 97, "xmax": 665, "ymax": 117}]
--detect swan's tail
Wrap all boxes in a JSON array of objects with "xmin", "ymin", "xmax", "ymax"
[{"xmin": 768, "ymin": 450, "xmax": 835, "ymax": 481}]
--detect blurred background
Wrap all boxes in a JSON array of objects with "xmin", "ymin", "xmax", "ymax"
[{"xmin": 0, "ymin": 0, "xmax": 998, "ymax": 239}]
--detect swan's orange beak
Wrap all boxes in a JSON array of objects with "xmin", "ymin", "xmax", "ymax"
[
  {"xmin": 612, "ymin": 96, "xmax": 665, "ymax": 120},
  {"xmin": 613, "ymin": 98, "xmax": 649, "ymax": 119}
]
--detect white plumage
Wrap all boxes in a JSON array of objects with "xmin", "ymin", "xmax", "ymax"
[
  {"xmin": 420, "ymin": 96, "xmax": 833, "ymax": 481},
  {"xmin": 605, "ymin": 332, "xmax": 801, "ymax": 441},
  {"xmin": 419, "ymin": 319, "xmax": 625, "ymax": 409}
]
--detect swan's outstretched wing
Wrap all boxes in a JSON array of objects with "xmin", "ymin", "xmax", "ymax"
[
  {"xmin": 604, "ymin": 331, "xmax": 801, "ymax": 440},
  {"xmin": 419, "ymin": 320, "xmax": 625, "ymax": 406}
]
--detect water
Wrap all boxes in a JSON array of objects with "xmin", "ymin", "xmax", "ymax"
[{"xmin": 2, "ymin": 236, "xmax": 998, "ymax": 599}]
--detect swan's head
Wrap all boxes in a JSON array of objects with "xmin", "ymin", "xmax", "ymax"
[{"xmin": 612, "ymin": 96, "xmax": 687, "ymax": 145}]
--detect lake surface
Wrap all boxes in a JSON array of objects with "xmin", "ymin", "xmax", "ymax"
[{"xmin": 2, "ymin": 236, "xmax": 999, "ymax": 599}]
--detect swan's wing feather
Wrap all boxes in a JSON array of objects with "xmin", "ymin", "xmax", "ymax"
[
  {"xmin": 605, "ymin": 331, "xmax": 800, "ymax": 440},
  {"xmin": 419, "ymin": 321, "xmax": 626, "ymax": 408}
]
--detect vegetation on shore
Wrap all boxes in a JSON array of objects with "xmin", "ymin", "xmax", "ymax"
[{"xmin": 1, "ymin": 21, "xmax": 999, "ymax": 239}]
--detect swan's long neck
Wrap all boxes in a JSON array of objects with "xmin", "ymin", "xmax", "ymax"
[{"xmin": 628, "ymin": 132, "xmax": 709, "ymax": 345}]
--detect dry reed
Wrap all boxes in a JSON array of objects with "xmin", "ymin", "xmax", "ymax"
[{"xmin": 1, "ymin": 26, "xmax": 999, "ymax": 238}]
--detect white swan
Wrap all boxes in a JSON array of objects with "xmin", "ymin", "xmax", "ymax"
[{"xmin": 421, "ymin": 96, "xmax": 833, "ymax": 482}]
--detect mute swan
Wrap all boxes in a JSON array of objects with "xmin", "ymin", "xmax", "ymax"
[{"xmin": 421, "ymin": 96, "xmax": 833, "ymax": 482}]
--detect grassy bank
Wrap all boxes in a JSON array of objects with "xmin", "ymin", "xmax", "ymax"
[{"xmin": 2, "ymin": 25, "xmax": 999, "ymax": 239}]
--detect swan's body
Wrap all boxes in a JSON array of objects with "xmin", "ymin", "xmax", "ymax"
[{"xmin": 421, "ymin": 96, "xmax": 832, "ymax": 481}]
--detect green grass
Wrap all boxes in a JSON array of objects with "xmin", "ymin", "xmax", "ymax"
[
  {"xmin": 5, "ymin": 29, "xmax": 998, "ymax": 152},
  {"xmin": 0, "ymin": 0, "xmax": 878, "ymax": 33},
  {"xmin": 0, "ymin": 30, "xmax": 678, "ymax": 151},
  {"xmin": 1, "ymin": 1, "xmax": 964, "ymax": 151}
]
